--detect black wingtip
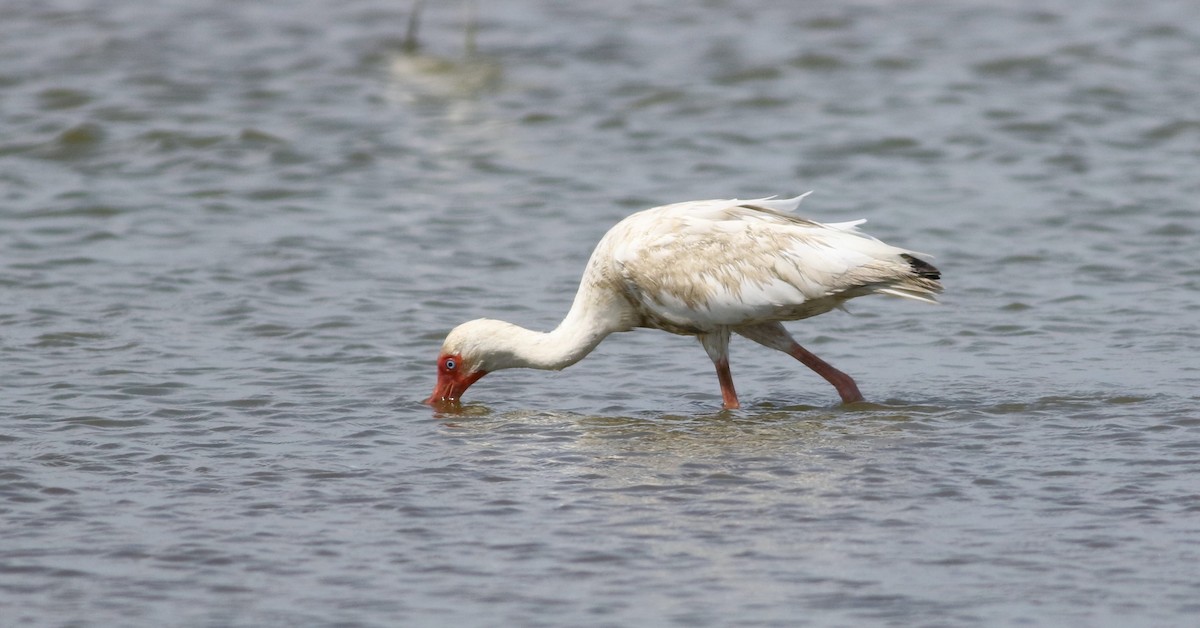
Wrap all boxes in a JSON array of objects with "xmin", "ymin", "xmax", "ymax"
[{"xmin": 901, "ymin": 254, "xmax": 941, "ymax": 280}]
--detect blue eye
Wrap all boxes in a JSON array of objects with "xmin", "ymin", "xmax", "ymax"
[{"xmin": 444, "ymin": 359, "xmax": 456, "ymax": 370}]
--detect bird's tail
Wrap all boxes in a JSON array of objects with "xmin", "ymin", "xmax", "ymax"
[{"xmin": 876, "ymin": 254, "xmax": 943, "ymax": 304}]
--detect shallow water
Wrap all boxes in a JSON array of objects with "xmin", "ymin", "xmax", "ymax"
[{"xmin": 3, "ymin": 0, "xmax": 1200, "ymax": 625}]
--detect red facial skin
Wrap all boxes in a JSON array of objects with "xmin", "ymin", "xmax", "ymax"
[{"xmin": 425, "ymin": 353, "xmax": 488, "ymax": 407}]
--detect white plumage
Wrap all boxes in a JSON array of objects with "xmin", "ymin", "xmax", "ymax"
[{"xmin": 427, "ymin": 194, "xmax": 942, "ymax": 409}]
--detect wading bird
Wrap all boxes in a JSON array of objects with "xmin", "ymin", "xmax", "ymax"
[{"xmin": 426, "ymin": 194, "xmax": 941, "ymax": 410}]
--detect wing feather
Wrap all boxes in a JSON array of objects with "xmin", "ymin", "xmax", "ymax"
[{"xmin": 607, "ymin": 197, "xmax": 939, "ymax": 332}]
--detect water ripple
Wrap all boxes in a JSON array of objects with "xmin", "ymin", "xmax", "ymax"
[{"xmin": 3, "ymin": 0, "xmax": 1200, "ymax": 626}]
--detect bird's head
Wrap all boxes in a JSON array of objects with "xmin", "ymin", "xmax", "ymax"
[{"xmin": 424, "ymin": 318, "xmax": 518, "ymax": 407}]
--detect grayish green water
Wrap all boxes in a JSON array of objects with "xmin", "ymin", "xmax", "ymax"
[{"xmin": 3, "ymin": 0, "xmax": 1199, "ymax": 625}]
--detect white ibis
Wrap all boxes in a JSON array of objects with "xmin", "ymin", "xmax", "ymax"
[{"xmin": 426, "ymin": 194, "xmax": 942, "ymax": 409}]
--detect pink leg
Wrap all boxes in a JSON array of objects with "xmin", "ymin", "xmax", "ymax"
[
  {"xmin": 735, "ymin": 323, "xmax": 864, "ymax": 404},
  {"xmin": 714, "ymin": 357, "xmax": 741, "ymax": 410},
  {"xmin": 788, "ymin": 344, "xmax": 863, "ymax": 404},
  {"xmin": 699, "ymin": 330, "xmax": 740, "ymax": 409}
]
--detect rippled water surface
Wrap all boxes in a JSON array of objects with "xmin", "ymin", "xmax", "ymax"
[{"xmin": 3, "ymin": 0, "xmax": 1200, "ymax": 625}]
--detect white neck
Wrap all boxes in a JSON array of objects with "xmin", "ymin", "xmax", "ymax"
[
  {"xmin": 516, "ymin": 317, "xmax": 606, "ymax": 371},
  {"xmin": 478, "ymin": 281, "xmax": 632, "ymax": 372}
]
